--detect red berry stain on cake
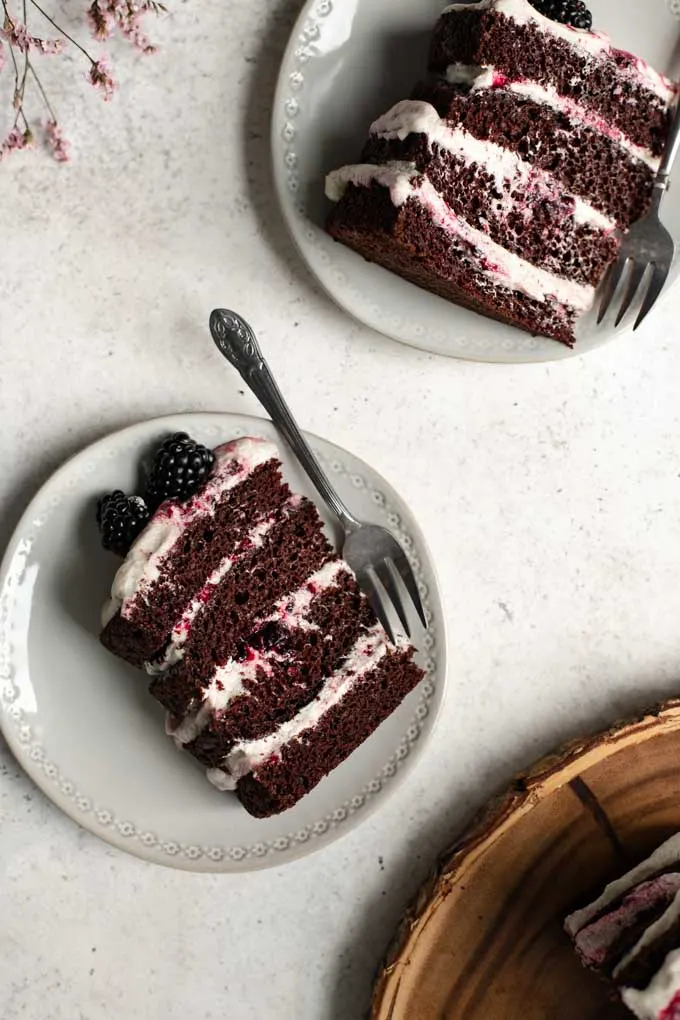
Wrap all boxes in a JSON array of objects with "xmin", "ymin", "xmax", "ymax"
[{"xmin": 661, "ymin": 993, "xmax": 680, "ymax": 1020}]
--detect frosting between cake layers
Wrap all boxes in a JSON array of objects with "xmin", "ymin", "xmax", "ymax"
[
  {"xmin": 565, "ymin": 834, "xmax": 680, "ymax": 935},
  {"xmin": 444, "ymin": 65, "xmax": 664, "ymax": 170},
  {"xmin": 260, "ymin": 559, "xmax": 350, "ymax": 631},
  {"xmin": 144, "ymin": 494, "xmax": 304, "ymax": 675},
  {"xmin": 166, "ymin": 558, "xmax": 353, "ymax": 745},
  {"xmin": 369, "ymin": 99, "xmax": 616, "ymax": 231},
  {"xmin": 325, "ymin": 162, "xmax": 595, "ymax": 311},
  {"xmin": 101, "ymin": 436, "xmax": 279, "ymax": 627},
  {"xmin": 440, "ymin": 0, "xmax": 678, "ymax": 102},
  {"xmin": 207, "ymin": 622, "xmax": 402, "ymax": 791},
  {"xmin": 622, "ymin": 950, "xmax": 680, "ymax": 1020},
  {"xmin": 574, "ymin": 875, "xmax": 680, "ymax": 969}
]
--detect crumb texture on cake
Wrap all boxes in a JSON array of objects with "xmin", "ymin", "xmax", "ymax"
[{"xmin": 100, "ymin": 436, "xmax": 424, "ymax": 818}]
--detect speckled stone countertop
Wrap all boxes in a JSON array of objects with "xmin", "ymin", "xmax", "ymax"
[{"xmin": 3, "ymin": 2, "xmax": 680, "ymax": 1018}]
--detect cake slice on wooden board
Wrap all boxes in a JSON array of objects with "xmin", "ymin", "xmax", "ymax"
[
  {"xmin": 565, "ymin": 833, "xmax": 680, "ymax": 1019},
  {"xmin": 325, "ymin": 0, "xmax": 678, "ymax": 346},
  {"xmin": 99, "ymin": 435, "xmax": 424, "ymax": 818}
]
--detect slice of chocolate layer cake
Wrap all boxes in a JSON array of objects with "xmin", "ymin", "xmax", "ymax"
[
  {"xmin": 429, "ymin": 0, "xmax": 676, "ymax": 161},
  {"xmin": 566, "ymin": 834, "xmax": 680, "ymax": 1019},
  {"xmin": 101, "ymin": 436, "xmax": 289, "ymax": 667},
  {"xmin": 100, "ymin": 435, "xmax": 424, "ymax": 818},
  {"xmin": 326, "ymin": 0, "xmax": 678, "ymax": 346}
]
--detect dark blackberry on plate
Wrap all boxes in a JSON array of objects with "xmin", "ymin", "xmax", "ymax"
[
  {"xmin": 529, "ymin": 0, "xmax": 593, "ymax": 30},
  {"xmin": 97, "ymin": 491, "xmax": 149, "ymax": 556},
  {"xmin": 145, "ymin": 432, "xmax": 215, "ymax": 509}
]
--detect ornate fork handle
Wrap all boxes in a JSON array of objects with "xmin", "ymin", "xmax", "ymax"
[{"xmin": 210, "ymin": 309, "xmax": 360, "ymax": 532}]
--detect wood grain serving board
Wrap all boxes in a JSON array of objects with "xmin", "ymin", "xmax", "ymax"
[{"xmin": 373, "ymin": 700, "xmax": 680, "ymax": 1020}]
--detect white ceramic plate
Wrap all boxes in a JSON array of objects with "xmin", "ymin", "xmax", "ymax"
[
  {"xmin": 0, "ymin": 413, "xmax": 445, "ymax": 872},
  {"xmin": 272, "ymin": 0, "xmax": 680, "ymax": 363}
]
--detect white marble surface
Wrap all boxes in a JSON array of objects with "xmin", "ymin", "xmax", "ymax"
[{"xmin": 2, "ymin": 2, "xmax": 680, "ymax": 1017}]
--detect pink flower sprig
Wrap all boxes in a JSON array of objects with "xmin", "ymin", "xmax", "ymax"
[
  {"xmin": 0, "ymin": 0, "xmax": 164, "ymax": 163},
  {"xmin": 88, "ymin": 55, "xmax": 115, "ymax": 100},
  {"xmin": 45, "ymin": 117, "xmax": 68, "ymax": 160},
  {"xmin": 88, "ymin": 1, "xmax": 165, "ymax": 53},
  {"xmin": 1, "ymin": 13, "xmax": 61, "ymax": 53}
]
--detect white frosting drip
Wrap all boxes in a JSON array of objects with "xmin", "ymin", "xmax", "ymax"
[
  {"xmin": 101, "ymin": 436, "xmax": 279, "ymax": 626},
  {"xmin": 206, "ymin": 767, "xmax": 237, "ymax": 792},
  {"xmin": 325, "ymin": 160, "xmax": 417, "ymax": 203},
  {"xmin": 614, "ymin": 888, "xmax": 680, "ymax": 980},
  {"xmin": 369, "ymin": 99, "xmax": 615, "ymax": 231},
  {"xmin": 566, "ymin": 833, "xmax": 680, "ymax": 935},
  {"xmin": 144, "ymin": 495, "xmax": 302, "ymax": 676},
  {"xmin": 168, "ymin": 649, "xmax": 274, "ymax": 748},
  {"xmin": 622, "ymin": 949, "xmax": 680, "ymax": 1020},
  {"xmin": 441, "ymin": 0, "xmax": 678, "ymax": 102},
  {"xmin": 208, "ymin": 623, "xmax": 402, "ymax": 791},
  {"xmin": 325, "ymin": 162, "xmax": 594, "ymax": 311}
]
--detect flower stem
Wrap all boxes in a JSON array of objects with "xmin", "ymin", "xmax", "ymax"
[
  {"xmin": 28, "ymin": 0, "xmax": 95, "ymax": 63},
  {"xmin": 28, "ymin": 60, "xmax": 57, "ymax": 121},
  {"xmin": 14, "ymin": 0, "xmax": 30, "ymax": 128}
]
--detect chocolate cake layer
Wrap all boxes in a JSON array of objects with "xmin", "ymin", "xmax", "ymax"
[
  {"xmin": 236, "ymin": 647, "xmax": 422, "ymax": 818},
  {"xmin": 429, "ymin": 7, "xmax": 674, "ymax": 155},
  {"xmin": 574, "ymin": 875, "xmax": 680, "ymax": 974},
  {"xmin": 327, "ymin": 179, "xmax": 580, "ymax": 346},
  {"xmin": 362, "ymin": 129, "xmax": 618, "ymax": 287},
  {"xmin": 101, "ymin": 456, "xmax": 289, "ymax": 667},
  {"xmin": 184, "ymin": 576, "xmax": 377, "ymax": 767},
  {"xmin": 149, "ymin": 497, "xmax": 333, "ymax": 712},
  {"xmin": 411, "ymin": 82, "xmax": 655, "ymax": 228}
]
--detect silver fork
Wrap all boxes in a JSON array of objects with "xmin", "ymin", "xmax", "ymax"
[
  {"xmin": 209, "ymin": 308, "xmax": 427, "ymax": 644},
  {"xmin": 598, "ymin": 102, "xmax": 680, "ymax": 330}
]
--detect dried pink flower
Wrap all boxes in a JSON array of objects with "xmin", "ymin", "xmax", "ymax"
[
  {"xmin": 1, "ymin": 126, "xmax": 34, "ymax": 158},
  {"xmin": 1, "ymin": 15, "xmax": 63, "ymax": 54},
  {"xmin": 33, "ymin": 36, "xmax": 64, "ymax": 55},
  {"xmin": 1, "ymin": 15, "xmax": 30, "ymax": 52},
  {"xmin": 88, "ymin": 56, "xmax": 116, "ymax": 101},
  {"xmin": 87, "ymin": 1, "xmax": 113, "ymax": 41},
  {"xmin": 45, "ymin": 119, "xmax": 70, "ymax": 162},
  {"xmin": 104, "ymin": 1, "xmax": 157, "ymax": 54},
  {"xmin": 0, "ymin": 39, "xmax": 5, "ymax": 74}
]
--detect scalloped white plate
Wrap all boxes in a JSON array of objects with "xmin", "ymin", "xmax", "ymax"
[
  {"xmin": 272, "ymin": 0, "xmax": 680, "ymax": 363},
  {"xmin": 0, "ymin": 413, "xmax": 445, "ymax": 872}
]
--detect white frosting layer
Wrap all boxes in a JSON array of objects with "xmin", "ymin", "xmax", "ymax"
[
  {"xmin": 261, "ymin": 559, "xmax": 350, "ymax": 631},
  {"xmin": 101, "ymin": 436, "xmax": 278, "ymax": 627},
  {"xmin": 615, "ymin": 888, "xmax": 680, "ymax": 980},
  {"xmin": 370, "ymin": 99, "xmax": 615, "ymax": 231},
  {"xmin": 207, "ymin": 623, "xmax": 402, "ymax": 792},
  {"xmin": 565, "ymin": 834, "xmax": 680, "ymax": 935},
  {"xmin": 444, "ymin": 64, "xmax": 662, "ymax": 169},
  {"xmin": 168, "ymin": 559, "xmax": 352, "ymax": 747},
  {"xmin": 441, "ymin": 0, "xmax": 677, "ymax": 102},
  {"xmin": 325, "ymin": 162, "xmax": 594, "ymax": 311},
  {"xmin": 622, "ymin": 949, "xmax": 680, "ymax": 1020}
]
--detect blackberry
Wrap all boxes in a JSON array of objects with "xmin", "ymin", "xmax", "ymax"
[
  {"xmin": 145, "ymin": 432, "xmax": 215, "ymax": 509},
  {"xmin": 529, "ymin": 0, "xmax": 592, "ymax": 30},
  {"xmin": 97, "ymin": 491, "xmax": 150, "ymax": 556}
]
